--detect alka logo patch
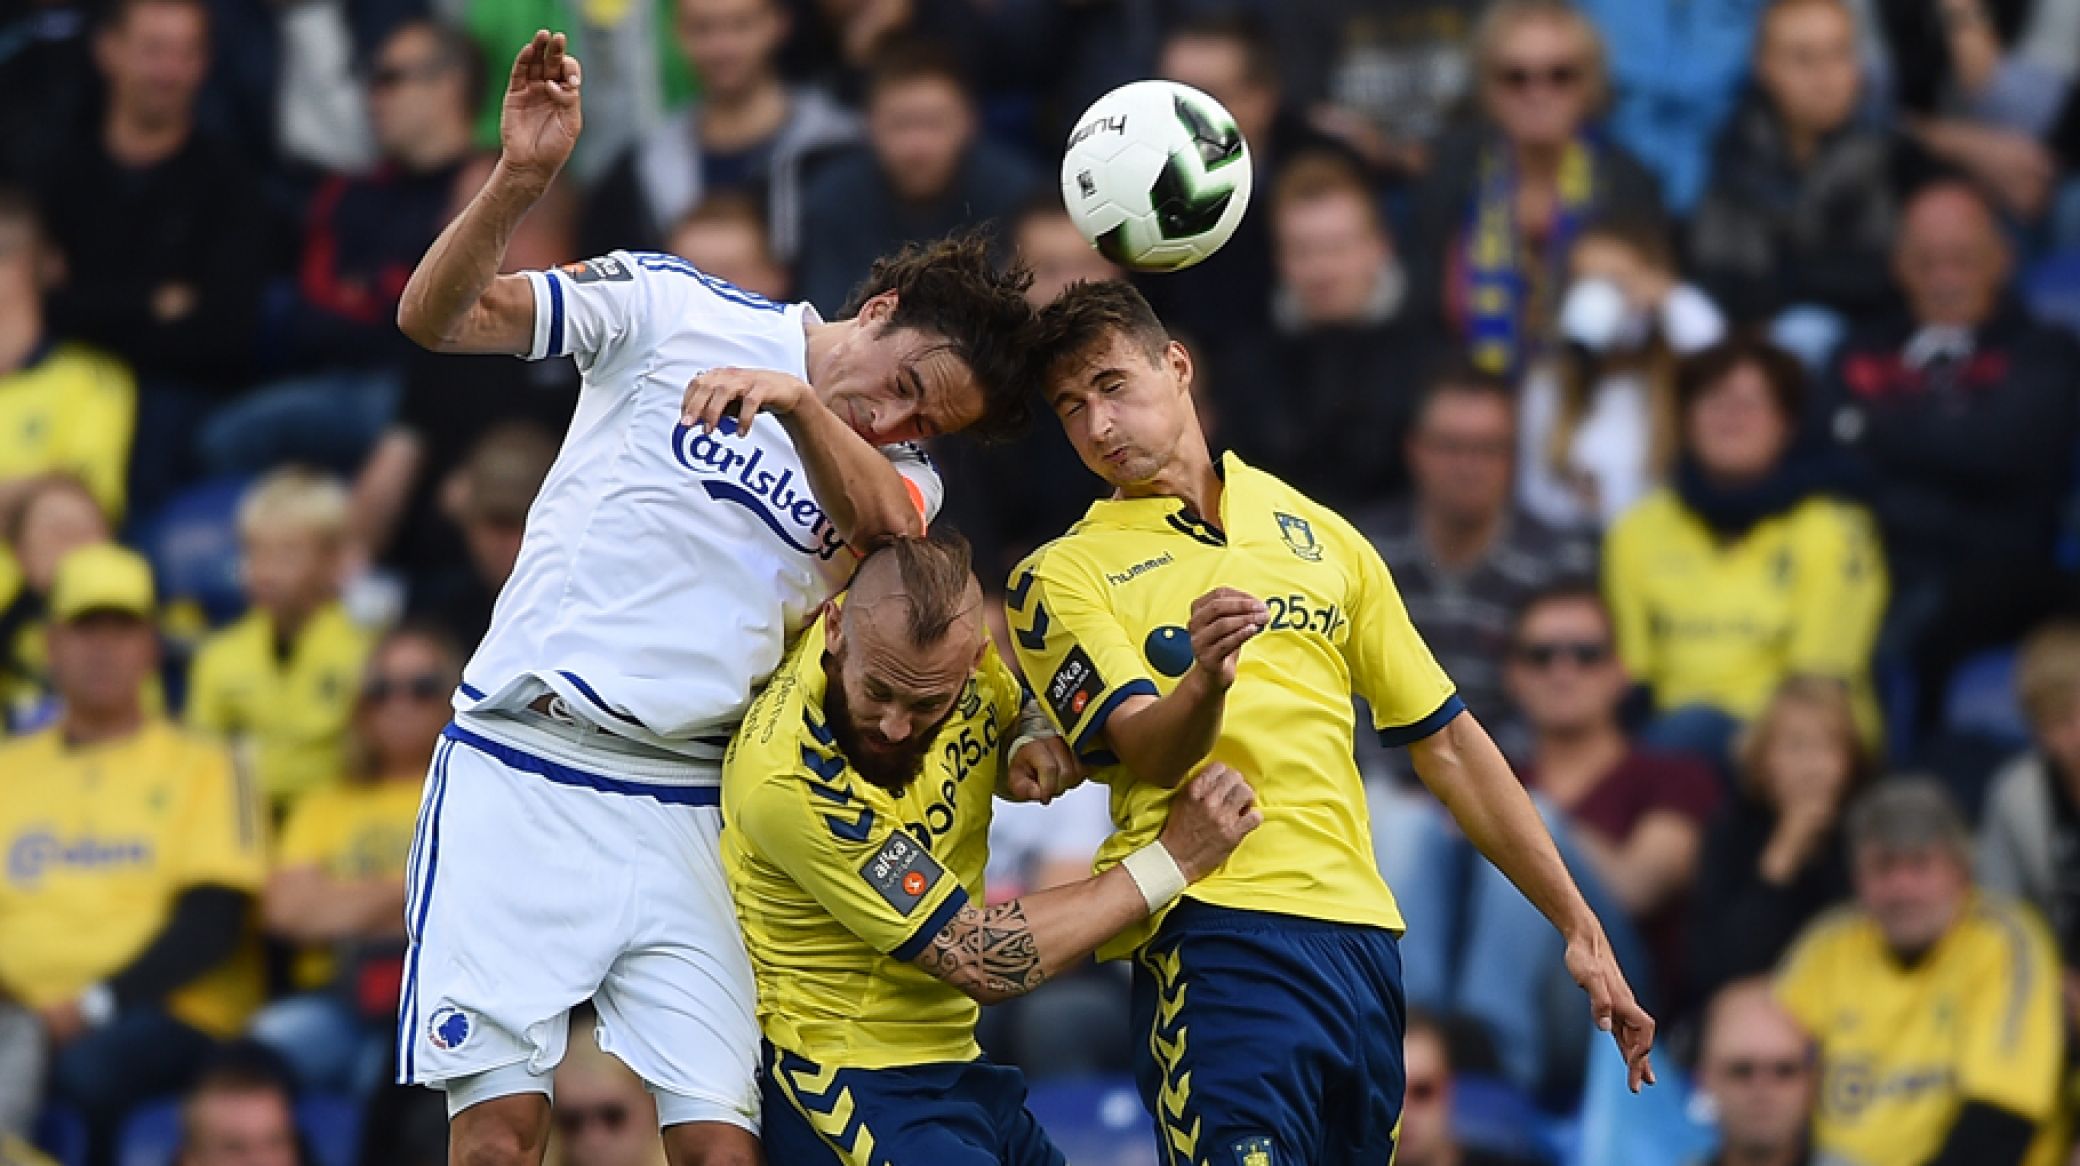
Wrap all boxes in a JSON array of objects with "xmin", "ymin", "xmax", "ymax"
[
  {"xmin": 7, "ymin": 831, "xmax": 152, "ymax": 888},
  {"xmin": 559, "ymin": 254, "xmax": 635, "ymax": 283},
  {"xmin": 427, "ymin": 1006, "xmax": 471, "ymax": 1051},
  {"xmin": 1232, "ymin": 1136, "xmax": 1275, "ymax": 1166},
  {"xmin": 672, "ymin": 416, "xmax": 846, "ymax": 560},
  {"xmin": 859, "ymin": 830, "xmax": 943, "ymax": 917},
  {"xmin": 1046, "ymin": 645, "xmax": 1105, "ymax": 725},
  {"xmin": 1274, "ymin": 512, "xmax": 1322, "ymax": 562}
]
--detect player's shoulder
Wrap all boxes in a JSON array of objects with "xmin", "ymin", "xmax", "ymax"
[
  {"xmin": 1010, "ymin": 533, "xmax": 1105, "ymax": 593},
  {"xmin": 618, "ymin": 250, "xmax": 794, "ymax": 316}
]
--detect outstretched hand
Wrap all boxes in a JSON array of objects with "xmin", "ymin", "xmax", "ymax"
[
  {"xmin": 501, "ymin": 30, "xmax": 582, "ymax": 183},
  {"xmin": 1564, "ymin": 927, "xmax": 1657, "ymax": 1092}
]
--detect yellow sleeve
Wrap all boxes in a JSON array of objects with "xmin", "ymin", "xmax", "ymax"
[
  {"xmin": 1004, "ymin": 550, "xmax": 1159, "ymax": 762},
  {"xmin": 168, "ymin": 739, "xmax": 267, "ymax": 892},
  {"xmin": 1955, "ymin": 904, "xmax": 2065, "ymax": 1120},
  {"xmin": 275, "ymin": 793, "xmax": 337, "ymax": 868},
  {"xmin": 1785, "ymin": 501, "xmax": 1887, "ymax": 680},
  {"xmin": 184, "ymin": 637, "xmax": 233, "ymax": 736},
  {"xmin": 734, "ymin": 777, "xmax": 970, "ymax": 961},
  {"xmin": 57, "ymin": 353, "xmax": 136, "ymax": 522},
  {"xmin": 1336, "ymin": 520, "xmax": 1460, "ymax": 745},
  {"xmin": 1604, "ymin": 507, "xmax": 1656, "ymax": 685},
  {"xmin": 979, "ymin": 643, "xmax": 1027, "ymax": 736}
]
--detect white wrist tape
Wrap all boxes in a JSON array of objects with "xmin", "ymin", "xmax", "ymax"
[
  {"xmin": 1006, "ymin": 697, "xmax": 1060, "ymax": 760},
  {"xmin": 1120, "ymin": 840, "xmax": 1189, "ymax": 915}
]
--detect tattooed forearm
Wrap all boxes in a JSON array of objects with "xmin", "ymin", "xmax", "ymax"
[{"xmin": 914, "ymin": 902, "xmax": 1047, "ymax": 1003}]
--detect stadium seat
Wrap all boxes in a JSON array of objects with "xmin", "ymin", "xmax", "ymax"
[
  {"xmin": 1942, "ymin": 647, "xmax": 2027, "ymax": 747},
  {"xmin": 115, "ymin": 1099, "xmax": 181, "ymax": 1166},
  {"xmin": 31, "ymin": 1105, "xmax": 86, "ymax": 1166},
  {"xmin": 133, "ymin": 474, "xmax": 254, "ymax": 630},
  {"xmin": 1023, "ymin": 1075, "xmax": 1159, "ymax": 1166},
  {"xmin": 2023, "ymin": 250, "xmax": 2080, "ymax": 338},
  {"xmin": 1452, "ymin": 1073, "xmax": 1559, "ymax": 1163},
  {"xmin": 298, "ymin": 1093, "xmax": 363, "ymax": 1166},
  {"xmin": 1570, "ymin": 1040, "xmax": 1716, "ymax": 1166}
]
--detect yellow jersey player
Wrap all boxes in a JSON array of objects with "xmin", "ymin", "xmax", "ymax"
[
  {"xmin": 723, "ymin": 531, "xmax": 1259, "ymax": 1166},
  {"xmin": 1013, "ymin": 281, "xmax": 1657, "ymax": 1165}
]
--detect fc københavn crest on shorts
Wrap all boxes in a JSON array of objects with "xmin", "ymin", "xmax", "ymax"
[{"xmin": 428, "ymin": 1005, "xmax": 472, "ymax": 1051}]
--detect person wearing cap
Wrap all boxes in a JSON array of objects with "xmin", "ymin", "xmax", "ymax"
[
  {"xmin": 0, "ymin": 544, "xmax": 266, "ymax": 1166},
  {"xmin": 1776, "ymin": 778, "xmax": 2064, "ymax": 1166}
]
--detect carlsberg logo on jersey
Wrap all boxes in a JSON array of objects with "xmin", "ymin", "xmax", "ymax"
[{"xmin": 672, "ymin": 419, "xmax": 847, "ymax": 560}]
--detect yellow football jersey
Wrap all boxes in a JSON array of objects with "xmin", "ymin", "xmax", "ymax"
[
  {"xmin": 0, "ymin": 720, "xmax": 266, "ymax": 1037},
  {"xmin": 1777, "ymin": 896, "xmax": 2066, "ymax": 1166},
  {"xmin": 1605, "ymin": 490, "xmax": 1886, "ymax": 733},
  {"xmin": 276, "ymin": 777, "xmax": 423, "ymax": 990},
  {"xmin": 723, "ymin": 614, "xmax": 1023, "ymax": 1069},
  {"xmin": 1009, "ymin": 454, "xmax": 1459, "ymax": 960},
  {"xmin": 0, "ymin": 341, "xmax": 136, "ymax": 521},
  {"xmin": 186, "ymin": 601, "xmax": 372, "ymax": 807}
]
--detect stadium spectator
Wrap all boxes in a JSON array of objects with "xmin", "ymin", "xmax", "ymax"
[
  {"xmin": 1408, "ymin": 0, "xmax": 1665, "ymax": 377},
  {"xmin": 36, "ymin": 0, "xmax": 270, "ymax": 390},
  {"xmin": 1605, "ymin": 336, "xmax": 1886, "ymax": 766},
  {"xmin": 1879, "ymin": 0, "xmax": 2077, "ymax": 220},
  {"xmin": 2, "ymin": 475, "xmax": 112, "ymax": 735},
  {"xmin": 1145, "ymin": 9, "xmax": 1362, "ymax": 351},
  {"xmin": 1978, "ymin": 622, "xmax": 2080, "ymax": 1002},
  {"xmin": 664, "ymin": 193, "xmax": 790, "ymax": 302},
  {"xmin": 1357, "ymin": 371, "xmax": 1595, "ymax": 740},
  {"xmin": 1825, "ymin": 179, "xmax": 2080, "ymax": 736},
  {"xmin": 1015, "ymin": 196, "xmax": 1121, "ymax": 309},
  {"xmin": 186, "ymin": 469, "xmax": 372, "ymax": 811},
  {"xmin": 1395, "ymin": 1010, "xmax": 1546, "ymax": 1166},
  {"xmin": 1218, "ymin": 152, "xmax": 1438, "ymax": 511},
  {"xmin": 1693, "ymin": 979, "xmax": 1819, "ymax": 1166},
  {"xmin": 582, "ymin": 0, "xmax": 859, "ymax": 261},
  {"xmin": 792, "ymin": 37, "xmax": 1037, "ymax": 315},
  {"xmin": 1519, "ymin": 217, "xmax": 1726, "ymax": 532},
  {"xmin": 1392, "ymin": 584, "xmax": 1708, "ymax": 1096},
  {"xmin": 0, "ymin": 185, "xmax": 136, "ymax": 524},
  {"xmin": 1690, "ymin": 677, "xmax": 1868, "ymax": 1007},
  {"xmin": 0, "ymin": 544, "xmax": 265, "ymax": 1166},
  {"xmin": 1290, "ymin": 0, "xmax": 1486, "ymax": 179},
  {"xmin": 174, "ymin": 1059, "xmax": 305, "ymax": 1166},
  {"xmin": 405, "ymin": 422, "xmax": 558, "ymax": 648},
  {"xmin": 249, "ymin": 623, "xmax": 459, "ymax": 1092},
  {"xmin": 547, "ymin": 1012, "xmax": 665, "ymax": 1166},
  {"xmin": 1777, "ymin": 778, "xmax": 2065, "ymax": 1166},
  {"xmin": 1690, "ymin": 0, "xmax": 1926, "ymax": 329}
]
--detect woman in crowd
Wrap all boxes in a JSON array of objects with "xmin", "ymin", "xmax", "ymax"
[
  {"xmin": 248, "ymin": 622, "xmax": 461, "ymax": 1091},
  {"xmin": 1518, "ymin": 217, "xmax": 1727, "ymax": 530},
  {"xmin": 1690, "ymin": 676, "xmax": 1870, "ymax": 1005},
  {"xmin": 1604, "ymin": 334, "xmax": 1887, "ymax": 766},
  {"xmin": 1408, "ymin": 0, "xmax": 1665, "ymax": 378},
  {"xmin": 1, "ymin": 473, "xmax": 112, "ymax": 733}
]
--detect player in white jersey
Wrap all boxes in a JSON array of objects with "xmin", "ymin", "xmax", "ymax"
[{"xmin": 390, "ymin": 31, "xmax": 1050, "ymax": 1166}]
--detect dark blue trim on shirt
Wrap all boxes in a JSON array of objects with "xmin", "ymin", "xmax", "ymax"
[
  {"xmin": 1377, "ymin": 694, "xmax": 1466, "ymax": 749},
  {"xmin": 1070, "ymin": 679, "xmax": 1159, "ymax": 758},
  {"xmin": 891, "ymin": 885, "xmax": 971, "ymax": 962},
  {"xmin": 556, "ymin": 670, "xmax": 644, "ymax": 725},
  {"xmin": 442, "ymin": 724, "xmax": 720, "ymax": 805},
  {"xmin": 544, "ymin": 269, "xmax": 567, "ymax": 356},
  {"xmin": 457, "ymin": 682, "xmax": 487, "ymax": 702}
]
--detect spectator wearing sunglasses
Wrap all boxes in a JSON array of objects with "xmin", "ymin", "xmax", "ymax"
[
  {"xmin": 1396, "ymin": 1011, "xmax": 1547, "ymax": 1166},
  {"xmin": 247, "ymin": 622, "xmax": 463, "ymax": 1093},
  {"xmin": 1387, "ymin": 584, "xmax": 1713, "ymax": 1097},
  {"xmin": 548, "ymin": 1010, "xmax": 667, "ymax": 1166},
  {"xmin": 1689, "ymin": 678, "xmax": 1868, "ymax": 1008},
  {"xmin": 1693, "ymin": 979, "xmax": 1818, "ymax": 1166}
]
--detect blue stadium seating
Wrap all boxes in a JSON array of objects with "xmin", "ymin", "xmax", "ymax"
[
  {"xmin": 133, "ymin": 474, "xmax": 254, "ymax": 629},
  {"xmin": 1943, "ymin": 647, "xmax": 2027, "ymax": 747},
  {"xmin": 111, "ymin": 1092, "xmax": 362, "ymax": 1166},
  {"xmin": 31, "ymin": 1105, "xmax": 86, "ymax": 1166},
  {"xmin": 116, "ymin": 1100, "xmax": 179, "ymax": 1166},
  {"xmin": 1452, "ymin": 1073, "xmax": 1561, "ymax": 1162},
  {"xmin": 1024, "ymin": 1075, "xmax": 1159, "ymax": 1166}
]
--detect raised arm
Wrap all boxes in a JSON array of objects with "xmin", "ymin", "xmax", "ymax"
[
  {"xmin": 913, "ymin": 766, "xmax": 1259, "ymax": 1003},
  {"xmin": 1096, "ymin": 588, "xmax": 1267, "ymax": 789},
  {"xmin": 396, "ymin": 31, "xmax": 580, "ymax": 354}
]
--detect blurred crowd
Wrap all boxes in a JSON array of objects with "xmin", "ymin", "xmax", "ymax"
[{"xmin": 4, "ymin": 0, "xmax": 2080, "ymax": 1162}]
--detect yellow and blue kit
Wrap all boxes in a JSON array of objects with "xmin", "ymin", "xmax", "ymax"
[
  {"xmin": 1009, "ymin": 453, "xmax": 1459, "ymax": 1166},
  {"xmin": 1777, "ymin": 896, "xmax": 2066, "ymax": 1166},
  {"xmin": 723, "ymin": 615, "xmax": 1064, "ymax": 1166},
  {"xmin": 185, "ymin": 600, "xmax": 371, "ymax": 809}
]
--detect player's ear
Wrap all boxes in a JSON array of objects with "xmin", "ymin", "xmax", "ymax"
[
  {"xmin": 858, "ymin": 290, "xmax": 899, "ymax": 328},
  {"xmin": 1166, "ymin": 339, "xmax": 1192, "ymax": 397},
  {"xmin": 824, "ymin": 601, "xmax": 845, "ymax": 653}
]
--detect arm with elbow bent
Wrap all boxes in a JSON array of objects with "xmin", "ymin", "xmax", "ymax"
[
  {"xmin": 1407, "ymin": 712, "xmax": 1659, "ymax": 1091},
  {"xmin": 911, "ymin": 765, "xmax": 1261, "ymax": 1004},
  {"xmin": 1097, "ymin": 588, "xmax": 1269, "ymax": 789}
]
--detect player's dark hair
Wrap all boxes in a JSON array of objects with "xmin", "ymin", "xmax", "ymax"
[
  {"xmin": 1675, "ymin": 332, "xmax": 1806, "ymax": 429},
  {"xmin": 864, "ymin": 34, "xmax": 974, "ymax": 104},
  {"xmin": 841, "ymin": 229, "xmax": 1037, "ymax": 443},
  {"xmin": 1506, "ymin": 581, "xmax": 1610, "ymax": 650},
  {"xmin": 1031, "ymin": 278, "xmax": 1171, "ymax": 388},
  {"xmin": 855, "ymin": 527, "xmax": 978, "ymax": 647},
  {"xmin": 1164, "ymin": 9, "xmax": 1279, "ymax": 88}
]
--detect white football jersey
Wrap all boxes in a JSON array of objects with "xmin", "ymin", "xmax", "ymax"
[{"xmin": 456, "ymin": 250, "xmax": 942, "ymax": 769}]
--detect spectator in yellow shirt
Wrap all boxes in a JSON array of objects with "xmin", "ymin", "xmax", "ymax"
[
  {"xmin": 248, "ymin": 622, "xmax": 458, "ymax": 1092},
  {"xmin": 1605, "ymin": 335, "xmax": 1886, "ymax": 768},
  {"xmin": 1, "ymin": 474, "xmax": 112, "ymax": 733},
  {"xmin": 186, "ymin": 467, "xmax": 372, "ymax": 810},
  {"xmin": 0, "ymin": 544, "xmax": 265, "ymax": 1166},
  {"xmin": 0, "ymin": 185, "xmax": 136, "ymax": 526},
  {"xmin": 1778, "ymin": 779, "xmax": 2065, "ymax": 1166}
]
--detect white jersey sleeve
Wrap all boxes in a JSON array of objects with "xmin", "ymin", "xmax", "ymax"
[
  {"xmin": 885, "ymin": 441, "xmax": 945, "ymax": 524},
  {"xmin": 521, "ymin": 251, "xmax": 654, "ymax": 377}
]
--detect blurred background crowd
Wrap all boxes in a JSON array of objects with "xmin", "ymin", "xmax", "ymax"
[{"xmin": 4, "ymin": 0, "xmax": 2080, "ymax": 1162}]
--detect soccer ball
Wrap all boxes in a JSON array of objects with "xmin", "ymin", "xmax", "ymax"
[{"xmin": 1060, "ymin": 80, "xmax": 1253, "ymax": 273}]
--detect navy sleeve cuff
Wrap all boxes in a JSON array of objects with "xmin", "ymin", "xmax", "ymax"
[
  {"xmin": 1070, "ymin": 679, "xmax": 1159, "ymax": 759},
  {"xmin": 890, "ymin": 886, "xmax": 971, "ymax": 962},
  {"xmin": 1377, "ymin": 693, "xmax": 1466, "ymax": 749}
]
